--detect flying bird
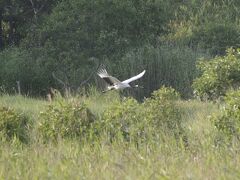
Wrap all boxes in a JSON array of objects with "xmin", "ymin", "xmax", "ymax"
[{"xmin": 97, "ymin": 67, "xmax": 146, "ymax": 93}]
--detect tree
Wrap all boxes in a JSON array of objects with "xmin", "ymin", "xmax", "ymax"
[
  {"xmin": 18, "ymin": 0, "xmax": 173, "ymax": 93},
  {"xmin": 0, "ymin": 7, "xmax": 3, "ymax": 49},
  {"xmin": 193, "ymin": 48, "xmax": 240, "ymax": 100},
  {"xmin": 165, "ymin": 0, "xmax": 240, "ymax": 55},
  {"xmin": 0, "ymin": 0, "xmax": 58, "ymax": 49}
]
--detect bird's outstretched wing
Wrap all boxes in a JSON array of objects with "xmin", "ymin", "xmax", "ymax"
[
  {"xmin": 97, "ymin": 68, "xmax": 121, "ymax": 86},
  {"xmin": 121, "ymin": 70, "xmax": 146, "ymax": 84}
]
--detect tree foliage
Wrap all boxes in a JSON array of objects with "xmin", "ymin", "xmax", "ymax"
[
  {"xmin": 0, "ymin": 0, "xmax": 58, "ymax": 48},
  {"xmin": 166, "ymin": 0, "xmax": 240, "ymax": 55},
  {"xmin": 193, "ymin": 48, "xmax": 240, "ymax": 100},
  {"xmin": 0, "ymin": 0, "xmax": 240, "ymax": 98}
]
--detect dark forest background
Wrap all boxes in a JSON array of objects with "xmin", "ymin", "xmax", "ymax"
[{"xmin": 0, "ymin": 0, "xmax": 239, "ymax": 98}]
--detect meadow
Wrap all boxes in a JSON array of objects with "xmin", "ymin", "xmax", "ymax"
[
  {"xmin": 1, "ymin": 1, "xmax": 240, "ymax": 179},
  {"xmin": 0, "ymin": 92, "xmax": 239, "ymax": 180}
]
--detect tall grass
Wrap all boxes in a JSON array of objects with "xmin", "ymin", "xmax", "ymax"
[
  {"xmin": 105, "ymin": 44, "xmax": 210, "ymax": 100},
  {"xmin": 0, "ymin": 94, "xmax": 47, "ymax": 118},
  {"xmin": 1, "ymin": 138, "xmax": 240, "ymax": 179},
  {"xmin": 0, "ymin": 94, "xmax": 240, "ymax": 179}
]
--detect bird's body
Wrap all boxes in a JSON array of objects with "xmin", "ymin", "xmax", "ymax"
[
  {"xmin": 107, "ymin": 82, "xmax": 130, "ymax": 90},
  {"xmin": 97, "ymin": 67, "xmax": 145, "ymax": 92}
]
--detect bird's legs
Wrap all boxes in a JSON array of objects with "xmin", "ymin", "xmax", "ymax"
[
  {"xmin": 132, "ymin": 85, "xmax": 144, "ymax": 88},
  {"xmin": 102, "ymin": 86, "xmax": 115, "ymax": 93},
  {"xmin": 102, "ymin": 89, "xmax": 111, "ymax": 93}
]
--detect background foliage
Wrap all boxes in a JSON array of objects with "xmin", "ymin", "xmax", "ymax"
[
  {"xmin": 0, "ymin": 0, "xmax": 239, "ymax": 98},
  {"xmin": 193, "ymin": 48, "xmax": 240, "ymax": 100}
]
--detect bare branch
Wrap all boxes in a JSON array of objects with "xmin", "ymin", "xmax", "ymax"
[
  {"xmin": 29, "ymin": 0, "xmax": 45, "ymax": 18},
  {"xmin": 29, "ymin": 0, "xmax": 37, "ymax": 15},
  {"xmin": 78, "ymin": 58, "xmax": 101, "ymax": 88},
  {"xmin": 52, "ymin": 72, "xmax": 67, "ymax": 88},
  {"xmin": 35, "ymin": 5, "xmax": 44, "ymax": 14}
]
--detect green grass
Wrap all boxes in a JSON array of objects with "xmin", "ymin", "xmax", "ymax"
[
  {"xmin": 0, "ymin": 94, "xmax": 240, "ymax": 179},
  {"xmin": 0, "ymin": 94, "xmax": 47, "ymax": 118},
  {"xmin": 1, "ymin": 138, "xmax": 240, "ymax": 179}
]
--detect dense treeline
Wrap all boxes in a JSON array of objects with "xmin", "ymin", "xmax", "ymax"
[
  {"xmin": 0, "ymin": 0, "xmax": 58, "ymax": 48},
  {"xmin": 0, "ymin": 0, "xmax": 239, "ymax": 98}
]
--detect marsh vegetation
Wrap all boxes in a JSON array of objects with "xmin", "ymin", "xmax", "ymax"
[{"xmin": 0, "ymin": 0, "xmax": 240, "ymax": 179}]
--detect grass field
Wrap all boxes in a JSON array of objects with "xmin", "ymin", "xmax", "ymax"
[{"xmin": 0, "ymin": 94, "xmax": 240, "ymax": 179}]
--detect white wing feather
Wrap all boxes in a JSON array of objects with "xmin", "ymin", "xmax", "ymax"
[
  {"xmin": 121, "ymin": 70, "xmax": 146, "ymax": 84},
  {"xmin": 97, "ymin": 68, "xmax": 121, "ymax": 85},
  {"xmin": 97, "ymin": 68, "xmax": 109, "ymax": 78}
]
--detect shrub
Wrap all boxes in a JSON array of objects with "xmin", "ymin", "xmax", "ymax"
[
  {"xmin": 193, "ymin": 48, "xmax": 240, "ymax": 100},
  {"xmin": 99, "ymin": 98, "xmax": 145, "ymax": 142},
  {"xmin": 211, "ymin": 90, "xmax": 240, "ymax": 141},
  {"xmin": 149, "ymin": 86, "xmax": 180, "ymax": 101},
  {"xmin": 0, "ymin": 107, "xmax": 30, "ymax": 143},
  {"xmin": 99, "ymin": 87, "xmax": 186, "ymax": 144},
  {"xmin": 38, "ymin": 99, "xmax": 95, "ymax": 142},
  {"xmin": 143, "ymin": 86, "xmax": 185, "ymax": 139}
]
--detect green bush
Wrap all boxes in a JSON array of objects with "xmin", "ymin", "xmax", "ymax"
[
  {"xmin": 38, "ymin": 99, "xmax": 95, "ymax": 141},
  {"xmin": 211, "ymin": 90, "xmax": 240, "ymax": 141},
  {"xmin": 100, "ymin": 97, "xmax": 149, "ymax": 143},
  {"xmin": 149, "ymin": 86, "xmax": 180, "ymax": 101},
  {"xmin": 0, "ymin": 107, "xmax": 30, "ymax": 143},
  {"xmin": 99, "ymin": 87, "xmax": 186, "ymax": 144},
  {"xmin": 143, "ymin": 86, "xmax": 185, "ymax": 139},
  {"xmin": 193, "ymin": 48, "xmax": 240, "ymax": 100}
]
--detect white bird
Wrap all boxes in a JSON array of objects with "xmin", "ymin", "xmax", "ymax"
[{"xmin": 97, "ymin": 67, "xmax": 146, "ymax": 93}]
